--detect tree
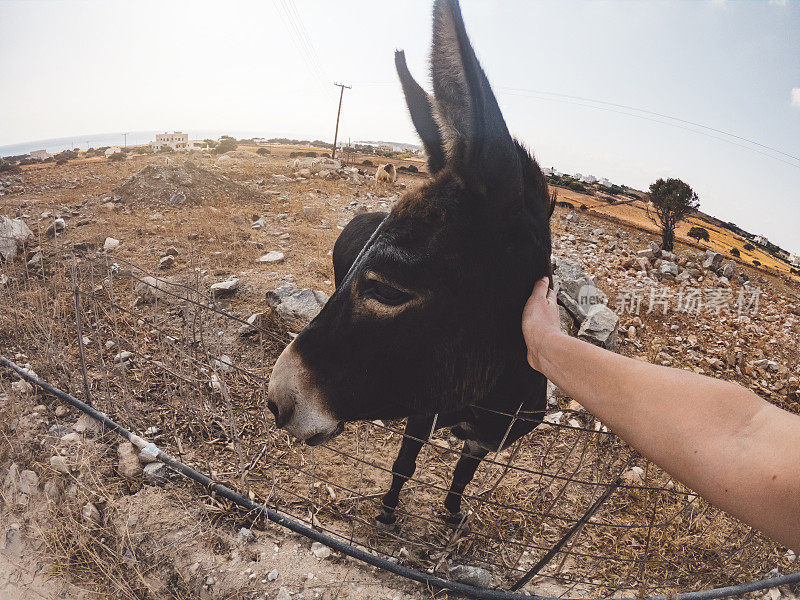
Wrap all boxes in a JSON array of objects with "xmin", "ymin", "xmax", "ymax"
[
  {"xmin": 108, "ymin": 152, "xmax": 125, "ymax": 162},
  {"xmin": 212, "ymin": 136, "xmax": 238, "ymax": 155},
  {"xmin": 647, "ymin": 178, "xmax": 699, "ymax": 251},
  {"xmin": 256, "ymin": 147, "xmax": 270, "ymax": 155},
  {"xmin": 730, "ymin": 247, "xmax": 740, "ymax": 257},
  {"xmin": 743, "ymin": 243, "xmax": 755, "ymax": 251},
  {"xmin": 688, "ymin": 226, "xmax": 710, "ymax": 244}
]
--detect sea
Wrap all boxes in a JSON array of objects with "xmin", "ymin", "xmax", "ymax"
[{"xmin": 0, "ymin": 129, "xmax": 289, "ymax": 158}]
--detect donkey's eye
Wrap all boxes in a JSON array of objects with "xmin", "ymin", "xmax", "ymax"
[{"xmin": 366, "ymin": 280, "xmax": 412, "ymax": 306}]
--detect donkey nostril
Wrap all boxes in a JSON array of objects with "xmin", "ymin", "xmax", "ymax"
[
  {"xmin": 267, "ymin": 400, "xmax": 279, "ymax": 419},
  {"xmin": 268, "ymin": 399, "xmax": 294, "ymax": 429}
]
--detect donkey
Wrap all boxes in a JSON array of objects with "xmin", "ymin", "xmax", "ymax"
[{"xmin": 268, "ymin": 0, "xmax": 554, "ymax": 526}]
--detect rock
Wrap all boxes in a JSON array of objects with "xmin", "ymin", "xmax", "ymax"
[
  {"xmin": 660, "ymin": 261, "xmax": 679, "ymax": 279},
  {"xmin": 50, "ymin": 455, "xmax": 71, "ymax": 474},
  {"xmin": 577, "ymin": 304, "xmax": 619, "ymax": 350},
  {"xmin": 648, "ymin": 240, "xmax": 661, "ymax": 256},
  {"xmin": 82, "ymin": 502, "xmax": 101, "ymax": 524},
  {"xmin": 55, "ymin": 405, "xmax": 69, "ymax": 417},
  {"xmin": 722, "ymin": 259, "xmax": 737, "ymax": 279},
  {"xmin": 266, "ymin": 282, "xmax": 329, "ymax": 321},
  {"xmin": 237, "ymin": 312, "xmax": 264, "ymax": 337},
  {"xmin": 622, "ymin": 466, "xmax": 645, "ymax": 484},
  {"xmin": 103, "ymin": 237, "xmax": 120, "ymax": 252},
  {"xmin": 268, "ymin": 570, "xmax": 280, "ymax": 582},
  {"xmin": 702, "ymin": 251, "xmax": 724, "ymax": 272},
  {"xmin": 214, "ymin": 355, "xmax": 233, "ymax": 372},
  {"xmin": 637, "ymin": 248, "xmax": 656, "ymax": 260},
  {"xmin": 169, "ymin": 192, "xmax": 186, "ymax": 205},
  {"xmin": 0, "ymin": 216, "xmax": 33, "ymax": 261},
  {"xmin": 448, "ymin": 565, "xmax": 492, "ymax": 588},
  {"xmin": 258, "ymin": 251, "xmax": 285, "ymax": 264},
  {"xmin": 118, "ymin": 442, "xmax": 142, "ymax": 479},
  {"xmin": 114, "ymin": 351, "xmax": 133, "ymax": 363},
  {"xmin": 138, "ymin": 443, "xmax": 159, "ymax": 463},
  {"xmin": 276, "ymin": 587, "xmax": 290, "ymax": 600},
  {"xmin": 134, "ymin": 275, "xmax": 184, "ymax": 303},
  {"xmin": 74, "ymin": 413, "xmax": 100, "ymax": 436},
  {"xmin": 237, "ymin": 527, "xmax": 257, "ymax": 545},
  {"xmin": 11, "ymin": 379, "xmax": 33, "ymax": 395},
  {"xmin": 26, "ymin": 252, "xmax": 43, "ymax": 270},
  {"xmin": 210, "ymin": 277, "xmax": 239, "ymax": 297},
  {"xmin": 552, "ymin": 257, "xmax": 606, "ymax": 323},
  {"xmin": 302, "ymin": 205, "xmax": 321, "ymax": 221},
  {"xmin": 297, "ymin": 168, "xmax": 312, "ymax": 179},
  {"xmin": 311, "ymin": 541, "xmax": 331, "ymax": 559},
  {"xmin": 143, "ymin": 462, "xmax": 169, "ymax": 484},
  {"xmin": 158, "ymin": 255, "xmax": 175, "ymax": 269},
  {"xmin": 45, "ymin": 217, "xmax": 66, "ymax": 236},
  {"xmin": 252, "ymin": 217, "xmax": 265, "ymax": 230}
]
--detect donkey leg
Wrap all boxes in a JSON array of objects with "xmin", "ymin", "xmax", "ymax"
[
  {"xmin": 377, "ymin": 415, "xmax": 434, "ymax": 525},
  {"xmin": 443, "ymin": 439, "xmax": 488, "ymax": 526}
]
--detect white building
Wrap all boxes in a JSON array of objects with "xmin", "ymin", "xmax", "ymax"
[
  {"xmin": 753, "ymin": 235, "xmax": 769, "ymax": 246},
  {"xmin": 150, "ymin": 131, "xmax": 189, "ymax": 152},
  {"xmin": 580, "ymin": 174, "xmax": 597, "ymax": 184},
  {"xmin": 598, "ymin": 178, "xmax": 612, "ymax": 187},
  {"xmin": 790, "ymin": 253, "xmax": 800, "ymax": 268},
  {"xmin": 105, "ymin": 146, "xmax": 122, "ymax": 157},
  {"xmin": 29, "ymin": 149, "xmax": 51, "ymax": 161}
]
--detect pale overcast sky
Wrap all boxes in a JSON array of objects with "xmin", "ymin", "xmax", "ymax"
[{"xmin": 1, "ymin": 0, "xmax": 799, "ymax": 253}]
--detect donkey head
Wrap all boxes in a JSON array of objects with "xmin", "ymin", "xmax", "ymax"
[{"xmin": 268, "ymin": 0, "xmax": 552, "ymax": 444}]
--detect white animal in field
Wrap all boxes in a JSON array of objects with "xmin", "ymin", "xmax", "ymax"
[{"xmin": 375, "ymin": 163, "xmax": 397, "ymax": 183}]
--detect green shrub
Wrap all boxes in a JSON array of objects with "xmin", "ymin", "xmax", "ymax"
[
  {"xmin": 108, "ymin": 152, "xmax": 125, "ymax": 162},
  {"xmin": 56, "ymin": 158, "xmax": 69, "ymax": 165},
  {"xmin": 256, "ymin": 148, "xmax": 270, "ymax": 156},
  {"xmin": 304, "ymin": 151, "xmax": 317, "ymax": 158},
  {"xmin": 730, "ymin": 248, "xmax": 740, "ymax": 257},
  {"xmin": 752, "ymin": 259, "xmax": 761, "ymax": 266},
  {"xmin": 568, "ymin": 181, "xmax": 586, "ymax": 192},
  {"xmin": 407, "ymin": 164, "xmax": 418, "ymax": 173},
  {"xmin": 362, "ymin": 159, "xmax": 374, "ymax": 167},
  {"xmin": 688, "ymin": 226, "xmax": 710, "ymax": 243},
  {"xmin": 743, "ymin": 243, "xmax": 755, "ymax": 251},
  {"xmin": 212, "ymin": 136, "xmax": 238, "ymax": 154},
  {"xmin": 580, "ymin": 203, "xmax": 588, "ymax": 211}
]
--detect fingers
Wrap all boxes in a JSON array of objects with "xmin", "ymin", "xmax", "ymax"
[{"xmin": 532, "ymin": 277, "xmax": 550, "ymax": 300}]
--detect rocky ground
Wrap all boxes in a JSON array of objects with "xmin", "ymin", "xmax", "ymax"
[{"xmin": 0, "ymin": 146, "xmax": 799, "ymax": 599}]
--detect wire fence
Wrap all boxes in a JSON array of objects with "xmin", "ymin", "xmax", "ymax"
[{"xmin": 0, "ymin": 233, "xmax": 795, "ymax": 598}]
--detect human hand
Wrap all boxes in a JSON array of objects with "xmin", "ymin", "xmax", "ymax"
[{"xmin": 521, "ymin": 277, "xmax": 564, "ymax": 373}]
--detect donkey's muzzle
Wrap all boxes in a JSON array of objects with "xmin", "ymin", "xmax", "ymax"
[{"xmin": 267, "ymin": 341, "xmax": 341, "ymax": 444}]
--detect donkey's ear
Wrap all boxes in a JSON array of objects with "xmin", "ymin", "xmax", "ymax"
[
  {"xmin": 395, "ymin": 50, "xmax": 447, "ymax": 174},
  {"xmin": 430, "ymin": 0, "xmax": 521, "ymax": 201}
]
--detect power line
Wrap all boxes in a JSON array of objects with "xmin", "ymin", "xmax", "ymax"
[
  {"xmin": 272, "ymin": 0, "xmax": 326, "ymax": 89},
  {"xmin": 285, "ymin": 0, "xmax": 328, "ymax": 83},
  {"xmin": 501, "ymin": 87, "xmax": 800, "ymax": 164},
  {"xmin": 500, "ymin": 88, "xmax": 800, "ymax": 170}
]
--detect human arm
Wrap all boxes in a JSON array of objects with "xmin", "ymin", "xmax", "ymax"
[{"xmin": 522, "ymin": 277, "xmax": 800, "ymax": 550}]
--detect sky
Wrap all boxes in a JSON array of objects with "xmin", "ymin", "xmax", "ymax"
[{"xmin": 1, "ymin": 0, "xmax": 799, "ymax": 253}]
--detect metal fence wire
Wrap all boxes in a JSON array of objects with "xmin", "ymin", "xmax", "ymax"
[{"xmin": 0, "ymin": 235, "xmax": 797, "ymax": 599}]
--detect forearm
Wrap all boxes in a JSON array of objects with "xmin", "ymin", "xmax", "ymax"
[{"xmin": 537, "ymin": 331, "xmax": 800, "ymax": 549}]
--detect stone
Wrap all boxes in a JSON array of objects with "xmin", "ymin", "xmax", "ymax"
[
  {"xmin": 660, "ymin": 261, "xmax": 679, "ymax": 279},
  {"xmin": 143, "ymin": 462, "xmax": 169, "ymax": 484},
  {"xmin": 104, "ymin": 237, "xmax": 120, "ymax": 252},
  {"xmin": 252, "ymin": 217, "xmax": 265, "ymax": 230},
  {"xmin": 703, "ymin": 251, "xmax": 724, "ymax": 272},
  {"xmin": 114, "ymin": 351, "xmax": 133, "ymax": 363},
  {"xmin": 258, "ymin": 251, "xmax": 285, "ymax": 264},
  {"xmin": 268, "ymin": 570, "xmax": 280, "ymax": 582},
  {"xmin": 45, "ymin": 217, "xmax": 66, "ymax": 236},
  {"xmin": 722, "ymin": 259, "xmax": 737, "ymax": 279},
  {"xmin": 622, "ymin": 466, "xmax": 645, "ymax": 484},
  {"xmin": 134, "ymin": 276, "xmax": 184, "ymax": 303},
  {"xmin": 237, "ymin": 312, "xmax": 264, "ymax": 337},
  {"xmin": 74, "ymin": 413, "xmax": 100, "ymax": 436},
  {"xmin": 11, "ymin": 379, "xmax": 32, "ymax": 395},
  {"xmin": 0, "ymin": 216, "xmax": 33, "ymax": 261},
  {"xmin": 210, "ymin": 278, "xmax": 239, "ymax": 297},
  {"xmin": 237, "ymin": 527, "xmax": 257, "ymax": 545},
  {"xmin": 552, "ymin": 257, "xmax": 606, "ymax": 323},
  {"xmin": 50, "ymin": 455, "xmax": 71, "ymax": 474},
  {"xmin": 158, "ymin": 255, "xmax": 175, "ymax": 269},
  {"xmin": 302, "ymin": 205, "xmax": 321, "ymax": 221},
  {"xmin": 578, "ymin": 304, "xmax": 619, "ymax": 350},
  {"xmin": 448, "ymin": 565, "xmax": 492, "ymax": 588},
  {"xmin": 266, "ymin": 282, "xmax": 329, "ymax": 321},
  {"xmin": 118, "ymin": 442, "xmax": 142, "ymax": 479},
  {"xmin": 26, "ymin": 252, "xmax": 43, "ymax": 269},
  {"xmin": 82, "ymin": 502, "xmax": 101, "ymax": 524},
  {"xmin": 276, "ymin": 587, "xmax": 291, "ymax": 600},
  {"xmin": 311, "ymin": 541, "xmax": 331, "ymax": 559}
]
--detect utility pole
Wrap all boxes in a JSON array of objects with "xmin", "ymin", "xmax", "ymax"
[
  {"xmin": 331, "ymin": 83, "xmax": 351, "ymax": 159},
  {"xmin": 122, "ymin": 132, "xmax": 128, "ymax": 147}
]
